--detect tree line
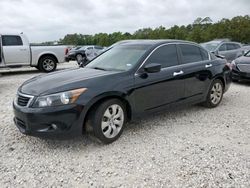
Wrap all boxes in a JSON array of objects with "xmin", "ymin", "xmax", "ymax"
[{"xmin": 58, "ymin": 15, "xmax": 250, "ymax": 46}]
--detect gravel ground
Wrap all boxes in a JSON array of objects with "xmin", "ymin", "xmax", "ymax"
[{"xmin": 0, "ymin": 63, "xmax": 249, "ymax": 187}]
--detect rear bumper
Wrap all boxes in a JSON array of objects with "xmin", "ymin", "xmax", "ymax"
[{"xmin": 13, "ymin": 103, "xmax": 86, "ymax": 138}]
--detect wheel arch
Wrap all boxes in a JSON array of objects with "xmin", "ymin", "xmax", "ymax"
[
  {"xmin": 75, "ymin": 52, "xmax": 86, "ymax": 58},
  {"xmin": 82, "ymin": 92, "xmax": 132, "ymax": 132},
  {"xmin": 38, "ymin": 53, "xmax": 59, "ymax": 64},
  {"xmin": 213, "ymin": 75, "xmax": 225, "ymax": 91}
]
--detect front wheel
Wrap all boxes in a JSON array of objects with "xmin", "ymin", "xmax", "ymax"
[
  {"xmin": 38, "ymin": 56, "xmax": 57, "ymax": 72},
  {"xmin": 87, "ymin": 99, "xmax": 127, "ymax": 144},
  {"xmin": 203, "ymin": 79, "xmax": 224, "ymax": 108}
]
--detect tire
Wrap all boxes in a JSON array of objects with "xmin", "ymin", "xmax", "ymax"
[
  {"xmin": 38, "ymin": 56, "xmax": 57, "ymax": 72},
  {"xmin": 203, "ymin": 79, "xmax": 224, "ymax": 108},
  {"xmin": 87, "ymin": 99, "xmax": 127, "ymax": 144}
]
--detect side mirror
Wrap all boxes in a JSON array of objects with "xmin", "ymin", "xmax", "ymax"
[{"xmin": 144, "ymin": 63, "xmax": 161, "ymax": 73}]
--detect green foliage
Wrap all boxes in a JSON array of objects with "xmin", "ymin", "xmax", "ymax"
[{"xmin": 59, "ymin": 15, "xmax": 250, "ymax": 46}]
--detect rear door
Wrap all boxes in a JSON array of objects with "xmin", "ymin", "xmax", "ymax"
[
  {"xmin": 178, "ymin": 44, "xmax": 213, "ymax": 101},
  {"xmin": 133, "ymin": 44, "xmax": 185, "ymax": 113},
  {"xmin": 2, "ymin": 35, "xmax": 30, "ymax": 65},
  {"xmin": 218, "ymin": 43, "xmax": 240, "ymax": 62}
]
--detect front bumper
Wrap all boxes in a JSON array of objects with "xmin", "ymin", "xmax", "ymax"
[
  {"xmin": 232, "ymin": 69, "xmax": 250, "ymax": 81},
  {"xmin": 13, "ymin": 103, "xmax": 85, "ymax": 138}
]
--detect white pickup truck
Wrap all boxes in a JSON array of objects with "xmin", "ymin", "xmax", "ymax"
[{"xmin": 0, "ymin": 33, "xmax": 68, "ymax": 72}]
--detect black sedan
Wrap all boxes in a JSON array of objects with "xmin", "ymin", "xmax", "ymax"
[
  {"xmin": 65, "ymin": 45, "xmax": 103, "ymax": 64},
  {"xmin": 231, "ymin": 50, "xmax": 250, "ymax": 81},
  {"xmin": 13, "ymin": 40, "xmax": 231, "ymax": 144}
]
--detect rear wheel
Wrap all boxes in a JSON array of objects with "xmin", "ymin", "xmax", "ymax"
[
  {"xmin": 38, "ymin": 56, "xmax": 57, "ymax": 72},
  {"xmin": 87, "ymin": 99, "xmax": 127, "ymax": 144},
  {"xmin": 203, "ymin": 79, "xmax": 224, "ymax": 108}
]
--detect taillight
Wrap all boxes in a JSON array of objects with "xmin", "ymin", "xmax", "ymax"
[{"xmin": 65, "ymin": 48, "xmax": 69, "ymax": 55}]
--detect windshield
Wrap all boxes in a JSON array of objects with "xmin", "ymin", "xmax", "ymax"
[
  {"xmin": 86, "ymin": 45, "xmax": 150, "ymax": 71},
  {"xmin": 201, "ymin": 42, "xmax": 220, "ymax": 51}
]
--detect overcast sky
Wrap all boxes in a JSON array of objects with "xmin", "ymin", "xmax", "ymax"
[{"xmin": 0, "ymin": 0, "xmax": 249, "ymax": 42}]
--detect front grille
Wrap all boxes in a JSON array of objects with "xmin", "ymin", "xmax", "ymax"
[
  {"xmin": 17, "ymin": 93, "xmax": 33, "ymax": 107},
  {"xmin": 237, "ymin": 64, "xmax": 250, "ymax": 73}
]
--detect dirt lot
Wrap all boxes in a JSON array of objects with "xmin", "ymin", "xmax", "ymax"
[{"xmin": 0, "ymin": 63, "xmax": 249, "ymax": 187}]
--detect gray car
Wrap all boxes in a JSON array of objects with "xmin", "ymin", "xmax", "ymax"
[{"xmin": 201, "ymin": 39, "xmax": 244, "ymax": 62}]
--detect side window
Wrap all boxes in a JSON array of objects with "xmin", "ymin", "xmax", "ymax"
[
  {"xmin": 95, "ymin": 46, "xmax": 103, "ymax": 50},
  {"xmin": 179, "ymin": 44, "xmax": 203, "ymax": 64},
  {"xmin": 200, "ymin": 48, "xmax": 209, "ymax": 60},
  {"xmin": 2, "ymin": 35, "xmax": 23, "ymax": 46},
  {"xmin": 234, "ymin": 44, "xmax": 241, "ymax": 49},
  {"xmin": 218, "ymin": 44, "xmax": 227, "ymax": 51},
  {"xmin": 145, "ymin": 44, "xmax": 179, "ymax": 68},
  {"xmin": 227, "ymin": 43, "xmax": 236, "ymax": 50}
]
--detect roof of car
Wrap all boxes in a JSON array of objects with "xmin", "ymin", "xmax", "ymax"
[{"xmin": 114, "ymin": 39, "xmax": 198, "ymax": 47}]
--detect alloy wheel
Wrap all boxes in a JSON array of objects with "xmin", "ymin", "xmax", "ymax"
[
  {"xmin": 42, "ymin": 59, "xmax": 55, "ymax": 71},
  {"xmin": 101, "ymin": 104, "xmax": 124, "ymax": 138},
  {"xmin": 76, "ymin": 54, "xmax": 83, "ymax": 62},
  {"xmin": 210, "ymin": 83, "xmax": 223, "ymax": 105}
]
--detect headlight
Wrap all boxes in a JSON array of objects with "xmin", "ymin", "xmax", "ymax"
[{"xmin": 33, "ymin": 88, "xmax": 87, "ymax": 108}]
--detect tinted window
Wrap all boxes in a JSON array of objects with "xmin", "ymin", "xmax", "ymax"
[
  {"xmin": 145, "ymin": 44, "xmax": 179, "ymax": 68},
  {"xmin": 227, "ymin": 43, "xmax": 236, "ymax": 50},
  {"xmin": 2, "ymin": 35, "xmax": 23, "ymax": 46},
  {"xmin": 219, "ymin": 44, "xmax": 226, "ymax": 51},
  {"xmin": 200, "ymin": 48, "xmax": 209, "ymax": 60},
  {"xmin": 234, "ymin": 44, "xmax": 241, "ymax": 49},
  {"xmin": 179, "ymin": 44, "xmax": 203, "ymax": 64},
  {"xmin": 95, "ymin": 46, "xmax": 103, "ymax": 50}
]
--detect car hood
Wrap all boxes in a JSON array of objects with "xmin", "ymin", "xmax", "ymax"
[
  {"xmin": 20, "ymin": 68, "xmax": 118, "ymax": 96},
  {"xmin": 235, "ymin": 56, "xmax": 250, "ymax": 64}
]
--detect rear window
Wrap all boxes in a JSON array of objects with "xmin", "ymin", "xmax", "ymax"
[
  {"xmin": 2, "ymin": 35, "xmax": 23, "ymax": 46},
  {"xmin": 179, "ymin": 44, "xmax": 203, "ymax": 64}
]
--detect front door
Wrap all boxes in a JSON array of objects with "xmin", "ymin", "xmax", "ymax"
[
  {"xmin": 2, "ymin": 35, "xmax": 30, "ymax": 65},
  {"xmin": 133, "ymin": 44, "xmax": 185, "ymax": 113}
]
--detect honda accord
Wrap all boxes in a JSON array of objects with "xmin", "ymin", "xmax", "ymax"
[{"xmin": 13, "ymin": 40, "xmax": 232, "ymax": 143}]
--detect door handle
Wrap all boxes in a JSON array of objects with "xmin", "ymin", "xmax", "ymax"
[
  {"xmin": 173, "ymin": 70, "xmax": 184, "ymax": 76},
  {"xmin": 205, "ymin": 64, "xmax": 212, "ymax": 68},
  {"xmin": 20, "ymin": 49, "xmax": 27, "ymax": 51}
]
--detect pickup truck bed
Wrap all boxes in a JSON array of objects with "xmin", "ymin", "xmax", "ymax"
[{"xmin": 0, "ymin": 33, "xmax": 68, "ymax": 72}]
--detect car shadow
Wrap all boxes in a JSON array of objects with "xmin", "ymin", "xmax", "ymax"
[
  {"xmin": 232, "ymin": 81, "xmax": 250, "ymax": 86},
  {"xmin": 29, "ymin": 104, "xmax": 208, "ymax": 151}
]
